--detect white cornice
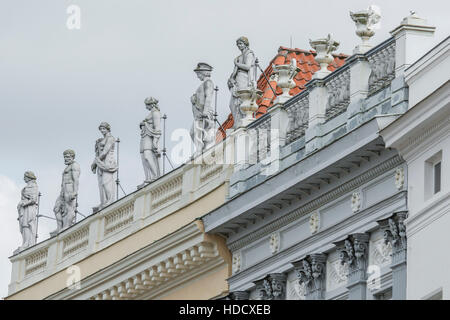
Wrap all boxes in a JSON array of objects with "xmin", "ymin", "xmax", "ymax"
[
  {"xmin": 228, "ymin": 155, "xmax": 403, "ymax": 251},
  {"xmin": 405, "ymin": 36, "xmax": 450, "ymax": 84},
  {"xmin": 46, "ymin": 222, "xmax": 224, "ymax": 300},
  {"xmin": 405, "ymin": 191, "xmax": 450, "ymax": 237},
  {"xmin": 380, "ymin": 82, "xmax": 450, "ymax": 157}
]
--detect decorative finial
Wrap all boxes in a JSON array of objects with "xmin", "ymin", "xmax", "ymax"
[
  {"xmin": 310, "ymin": 34, "xmax": 339, "ymax": 79},
  {"xmin": 350, "ymin": 5, "xmax": 381, "ymax": 54}
]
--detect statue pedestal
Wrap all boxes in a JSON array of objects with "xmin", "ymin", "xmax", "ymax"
[{"xmin": 237, "ymin": 87, "xmax": 262, "ymax": 127}]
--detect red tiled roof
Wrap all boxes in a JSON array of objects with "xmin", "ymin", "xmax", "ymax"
[{"xmin": 217, "ymin": 47, "xmax": 347, "ymax": 141}]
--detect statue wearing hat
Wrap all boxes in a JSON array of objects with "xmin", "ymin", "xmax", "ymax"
[
  {"xmin": 138, "ymin": 97, "xmax": 161, "ymax": 189},
  {"xmin": 53, "ymin": 149, "xmax": 80, "ymax": 233},
  {"xmin": 15, "ymin": 171, "xmax": 39, "ymax": 253},
  {"xmin": 228, "ymin": 36, "xmax": 257, "ymax": 128},
  {"xmin": 91, "ymin": 122, "xmax": 118, "ymax": 211},
  {"xmin": 191, "ymin": 62, "xmax": 215, "ymax": 156}
]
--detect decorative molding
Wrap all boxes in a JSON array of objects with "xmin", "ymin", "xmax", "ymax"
[
  {"xmin": 369, "ymin": 238, "xmax": 392, "ymax": 267},
  {"xmin": 351, "ymin": 192, "xmax": 362, "ymax": 213},
  {"xmin": 335, "ymin": 233, "xmax": 370, "ymax": 280},
  {"xmin": 292, "ymin": 253, "xmax": 327, "ymax": 299},
  {"xmin": 325, "ymin": 68, "xmax": 350, "ymax": 120},
  {"xmin": 269, "ymin": 233, "xmax": 280, "ymax": 254},
  {"xmin": 286, "ymin": 278, "xmax": 306, "ymax": 300},
  {"xmin": 253, "ymin": 273, "xmax": 287, "ymax": 300},
  {"xmin": 326, "ymin": 258, "xmax": 348, "ymax": 291},
  {"xmin": 227, "ymin": 190, "xmax": 406, "ymax": 292},
  {"xmin": 394, "ymin": 167, "xmax": 405, "ymax": 190},
  {"xmin": 367, "ymin": 41, "xmax": 395, "ymax": 95},
  {"xmin": 150, "ymin": 174, "xmax": 183, "ymax": 211},
  {"xmin": 403, "ymin": 117, "xmax": 450, "ymax": 160},
  {"xmin": 309, "ymin": 212, "xmax": 320, "ymax": 234},
  {"xmin": 89, "ymin": 241, "xmax": 220, "ymax": 300},
  {"xmin": 62, "ymin": 226, "xmax": 89, "ymax": 258},
  {"xmin": 24, "ymin": 248, "xmax": 48, "ymax": 276},
  {"xmin": 286, "ymin": 95, "xmax": 309, "ymax": 144},
  {"xmin": 228, "ymin": 155, "xmax": 403, "ymax": 251},
  {"xmin": 377, "ymin": 211, "xmax": 407, "ymax": 265},
  {"xmin": 104, "ymin": 201, "xmax": 134, "ymax": 236},
  {"xmin": 232, "ymin": 251, "xmax": 242, "ymax": 274},
  {"xmin": 200, "ymin": 164, "xmax": 224, "ymax": 184}
]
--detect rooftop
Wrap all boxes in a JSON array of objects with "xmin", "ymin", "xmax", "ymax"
[{"xmin": 217, "ymin": 47, "xmax": 347, "ymax": 141}]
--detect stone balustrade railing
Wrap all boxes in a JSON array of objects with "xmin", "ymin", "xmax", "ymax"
[
  {"xmin": 325, "ymin": 67, "xmax": 350, "ymax": 121},
  {"xmin": 285, "ymin": 93, "xmax": 309, "ymax": 144},
  {"xmin": 367, "ymin": 38, "xmax": 396, "ymax": 96},
  {"xmin": 8, "ymin": 141, "xmax": 235, "ymax": 296},
  {"xmin": 242, "ymin": 36, "xmax": 397, "ymax": 149}
]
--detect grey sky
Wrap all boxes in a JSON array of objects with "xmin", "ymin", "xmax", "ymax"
[{"xmin": 0, "ymin": 0, "xmax": 448, "ymax": 299}]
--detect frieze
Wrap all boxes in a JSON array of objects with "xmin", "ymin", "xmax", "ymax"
[{"xmin": 228, "ymin": 155, "xmax": 403, "ymax": 251}]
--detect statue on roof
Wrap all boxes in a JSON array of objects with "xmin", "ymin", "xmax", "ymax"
[
  {"xmin": 228, "ymin": 36, "xmax": 257, "ymax": 128},
  {"xmin": 15, "ymin": 171, "xmax": 39, "ymax": 253},
  {"xmin": 53, "ymin": 149, "xmax": 80, "ymax": 233},
  {"xmin": 138, "ymin": 97, "xmax": 161, "ymax": 189},
  {"xmin": 190, "ymin": 62, "xmax": 215, "ymax": 156},
  {"xmin": 91, "ymin": 122, "xmax": 118, "ymax": 212}
]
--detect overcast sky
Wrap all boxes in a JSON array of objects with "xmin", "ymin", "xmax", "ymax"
[{"xmin": 0, "ymin": 0, "xmax": 448, "ymax": 299}]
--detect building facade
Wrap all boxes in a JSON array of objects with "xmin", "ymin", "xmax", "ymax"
[
  {"xmin": 5, "ymin": 10, "xmax": 448, "ymax": 301},
  {"xmin": 381, "ymin": 36, "xmax": 449, "ymax": 300},
  {"xmin": 202, "ymin": 13, "xmax": 441, "ymax": 300},
  {"xmin": 7, "ymin": 151, "xmax": 234, "ymax": 299}
]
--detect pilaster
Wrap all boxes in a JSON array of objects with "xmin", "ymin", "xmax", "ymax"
[
  {"xmin": 253, "ymin": 273, "xmax": 287, "ymax": 300},
  {"xmin": 293, "ymin": 253, "xmax": 327, "ymax": 300},
  {"xmin": 377, "ymin": 211, "xmax": 407, "ymax": 300},
  {"xmin": 335, "ymin": 233, "xmax": 370, "ymax": 300}
]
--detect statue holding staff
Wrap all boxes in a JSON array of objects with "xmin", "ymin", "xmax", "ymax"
[
  {"xmin": 53, "ymin": 149, "xmax": 80, "ymax": 233},
  {"xmin": 15, "ymin": 171, "xmax": 39, "ymax": 253},
  {"xmin": 138, "ymin": 97, "xmax": 161, "ymax": 189},
  {"xmin": 91, "ymin": 122, "xmax": 118, "ymax": 212},
  {"xmin": 228, "ymin": 36, "xmax": 257, "ymax": 128},
  {"xmin": 190, "ymin": 62, "xmax": 215, "ymax": 156}
]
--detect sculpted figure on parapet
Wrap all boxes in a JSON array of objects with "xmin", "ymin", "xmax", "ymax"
[
  {"xmin": 138, "ymin": 97, "xmax": 161, "ymax": 189},
  {"xmin": 53, "ymin": 149, "xmax": 80, "ymax": 233},
  {"xmin": 15, "ymin": 171, "xmax": 39, "ymax": 253},
  {"xmin": 190, "ymin": 62, "xmax": 215, "ymax": 156},
  {"xmin": 228, "ymin": 36, "xmax": 257, "ymax": 128},
  {"xmin": 91, "ymin": 122, "xmax": 118, "ymax": 212}
]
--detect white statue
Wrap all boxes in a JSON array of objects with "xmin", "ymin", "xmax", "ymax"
[
  {"xmin": 228, "ymin": 36, "xmax": 257, "ymax": 128},
  {"xmin": 138, "ymin": 97, "xmax": 161, "ymax": 189},
  {"xmin": 53, "ymin": 149, "xmax": 80, "ymax": 233},
  {"xmin": 15, "ymin": 171, "xmax": 39, "ymax": 253},
  {"xmin": 190, "ymin": 62, "xmax": 215, "ymax": 156},
  {"xmin": 91, "ymin": 122, "xmax": 118, "ymax": 212}
]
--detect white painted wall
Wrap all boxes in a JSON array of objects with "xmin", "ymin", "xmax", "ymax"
[{"xmin": 389, "ymin": 37, "xmax": 450, "ymax": 300}]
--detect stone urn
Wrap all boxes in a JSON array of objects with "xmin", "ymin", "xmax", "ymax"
[
  {"xmin": 237, "ymin": 87, "xmax": 262, "ymax": 127},
  {"xmin": 309, "ymin": 34, "xmax": 339, "ymax": 79},
  {"xmin": 273, "ymin": 59, "xmax": 300, "ymax": 104},
  {"xmin": 350, "ymin": 5, "xmax": 381, "ymax": 53}
]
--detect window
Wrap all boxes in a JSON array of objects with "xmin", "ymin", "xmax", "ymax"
[
  {"xmin": 425, "ymin": 151, "xmax": 442, "ymax": 199},
  {"xmin": 434, "ymin": 161, "xmax": 441, "ymax": 194}
]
